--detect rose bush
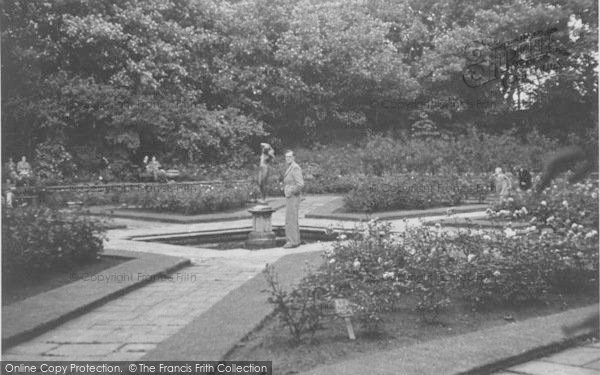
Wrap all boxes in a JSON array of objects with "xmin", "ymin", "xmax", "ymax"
[
  {"xmin": 2, "ymin": 207, "xmax": 105, "ymax": 283},
  {"xmin": 489, "ymin": 178, "xmax": 598, "ymax": 234},
  {"xmin": 268, "ymin": 198, "xmax": 598, "ymax": 339}
]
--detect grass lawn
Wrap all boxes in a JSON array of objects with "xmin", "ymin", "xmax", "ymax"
[
  {"xmin": 225, "ymin": 291, "xmax": 598, "ymax": 374},
  {"xmin": 2, "ymin": 256, "xmax": 130, "ymax": 306}
]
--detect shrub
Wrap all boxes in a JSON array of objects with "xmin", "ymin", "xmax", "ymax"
[
  {"xmin": 34, "ymin": 142, "xmax": 76, "ymax": 181},
  {"xmin": 263, "ymin": 264, "xmax": 324, "ymax": 342},
  {"xmin": 458, "ymin": 228, "xmax": 598, "ymax": 307},
  {"xmin": 343, "ymin": 173, "xmax": 466, "ymax": 212},
  {"xmin": 2, "ymin": 207, "xmax": 105, "ymax": 283},
  {"xmin": 489, "ymin": 177, "xmax": 598, "ymax": 232},
  {"xmin": 118, "ymin": 183, "xmax": 259, "ymax": 214}
]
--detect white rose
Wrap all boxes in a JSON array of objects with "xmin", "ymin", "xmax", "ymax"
[{"xmin": 504, "ymin": 228, "xmax": 516, "ymax": 238}]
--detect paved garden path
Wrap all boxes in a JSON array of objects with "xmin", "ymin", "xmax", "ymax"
[
  {"xmin": 2, "ymin": 195, "xmax": 487, "ymax": 360},
  {"xmin": 495, "ymin": 341, "xmax": 600, "ymax": 375}
]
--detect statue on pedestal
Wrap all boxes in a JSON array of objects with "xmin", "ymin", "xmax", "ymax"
[
  {"xmin": 246, "ymin": 142, "xmax": 277, "ymax": 249},
  {"xmin": 257, "ymin": 142, "xmax": 275, "ymax": 204}
]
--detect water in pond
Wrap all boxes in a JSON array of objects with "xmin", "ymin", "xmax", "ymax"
[{"xmin": 141, "ymin": 227, "xmax": 339, "ymax": 250}]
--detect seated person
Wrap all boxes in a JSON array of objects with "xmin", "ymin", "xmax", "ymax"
[
  {"xmin": 146, "ymin": 156, "xmax": 166, "ymax": 181},
  {"xmin": 17, "ymin": 156, "xmax": 32, "ymax": 177},
  {"xmin": 16, "ymin": 156, "xmax": 34, "ymax": 185},
  {"xmin": 515, "ymin": 166, "xmax": 532, "ymax": 190},
  {"xmin": 4, "ymin": 157, "xmax": 17, "ymax": 183}
]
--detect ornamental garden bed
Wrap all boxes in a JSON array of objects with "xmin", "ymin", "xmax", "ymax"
[
  {"xmin": 227, "ymin": 177, "xmax": 599, "ymax": 374},
  {"xmin": 43, "ymin": 182, "xmax": 262, "ymax": 215},
  {"xmin": 2, "ymin": 206, "xmax": 108, "ymax": 302},
  {"xmin": 226, "ymin": 287, "xmax": 596, "ymax": 375}
]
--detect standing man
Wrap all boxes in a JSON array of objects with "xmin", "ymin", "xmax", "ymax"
[{"xmin": 283, "ymin": 150, "xmax": 304, "ymax": 248}]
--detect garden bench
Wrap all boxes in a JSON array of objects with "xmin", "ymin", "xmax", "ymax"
[{"xmin": 14, "ymin": 194, "xmax": 39, "ymax": 207}]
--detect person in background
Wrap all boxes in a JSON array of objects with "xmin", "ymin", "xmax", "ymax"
[
  {"xmin": 515, "ymin": 166, "xmax": 532, "ymax": 190},
  {"xmin": 147, "ymin": 156, "xmax": 166, "ymax": 181},
  {"xmin": 283, "ymin": 150, "xmax": 304, "ymax": 248},
  {"xmin": 5, "ymin": 187, "xmax": 15, "ymax": 208},
  {"xmin": 16, "ymin": 156, "xmax": 33, "ymax": 185},
  {"xmin": 5, "ymin": 157, "xmax": 17, "ymax": 183},
  {"xmin": 493, "ymin": 167, "xmax": 512, "ymax": 201},
  {"xmin": 16, "ymin": 156, "xmax": 32, "ymax": 177}
]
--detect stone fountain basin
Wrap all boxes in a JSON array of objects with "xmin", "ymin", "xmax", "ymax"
[{"xmin": 130, "ymin": 226, "xmax": 340, "ymax": 250}]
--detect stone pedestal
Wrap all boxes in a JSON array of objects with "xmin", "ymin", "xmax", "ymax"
[{"xmin": 245, "ymin": 203, "xmax": 276, "ymax": 249}]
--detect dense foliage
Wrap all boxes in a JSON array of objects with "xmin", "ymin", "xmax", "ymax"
[
  {"xmin": 3, "ymin": 0, "xmax": 597, "ymax": 171},
  {"xmin": 2, "ymin": 207, "xmax": 105, "ymax": 283}
]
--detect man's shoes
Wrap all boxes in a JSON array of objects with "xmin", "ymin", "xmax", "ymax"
[{"xmin": 283, "ymin": 242, "xmax": 300, "ymax": 248}]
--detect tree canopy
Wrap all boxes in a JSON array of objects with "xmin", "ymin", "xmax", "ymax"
[{"xmin": 2, "ymin": 0, "xmax": 597, "ymax": 168}]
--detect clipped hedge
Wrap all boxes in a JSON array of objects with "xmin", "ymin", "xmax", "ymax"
[
  {"xmin": 2, "ymin": 207, "xmax": 105, "ymax": 283},
  {"xmin": 343, "ymin": 173, "xmax": 488, "ymax": 212}
]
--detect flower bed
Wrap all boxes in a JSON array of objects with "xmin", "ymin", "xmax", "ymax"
[
  {"xmin": 230, "ymin": 217, "xmax": 598, "ymax": 373},
  {"xmin": 2, "ymin": 207, "xmax": 106, "ymax": 284},
  {"xmin": 343, "ymin": 173, "xmax": 489, "ymax": 212},
  {"xmin": 117, "ymin": 183, "xmax": 259, "ymax": 215},
  {"xmin": 42, "ymin": 182, "xmax": 260, "ymax": 215},
  {"xmin": 263, "ymin": 209, "xmax": 598, "ymax": 341},
  {"xmin": 488, "ymin": 178, "xmax": 598, "ymax": 235}
]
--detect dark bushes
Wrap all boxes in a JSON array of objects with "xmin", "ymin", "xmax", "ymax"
[{"xmin": 2, "ymin": 207, "xmax": 105, "ymax": 283}]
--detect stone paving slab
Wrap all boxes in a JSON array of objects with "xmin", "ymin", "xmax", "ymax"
[
  {"xmin": 305, "ymin": 196, "xmax": 489, "ymax": 221},
  {"xmin": 497, "ymin": 340, "xmax": 600, "ymax": 374},
  {"xmin": 507, "ymin": 360, "xmax": 600, "ymax": 375},
  {"xmin": 142, "ymin": 250, "xmax": 325, "ymax": 360},
  {"xmin": 543, "ymin": 347, "xmax": 600, "ymax": 366},
  {"xmin": 2, "ymin": 249, "xmax": 190, "ymax": 349},
  {"xmin": 297, "ymin": 305, "xmax": 598, "ymax": 375}
]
